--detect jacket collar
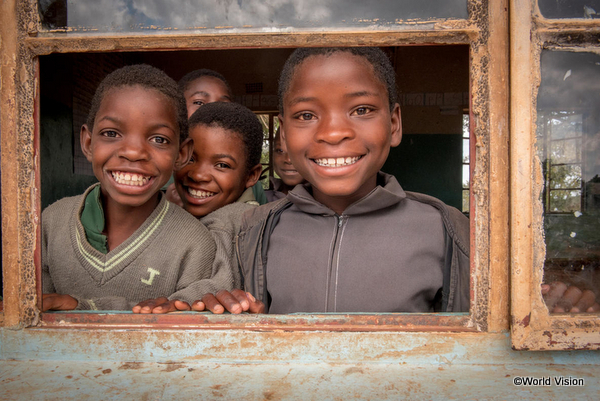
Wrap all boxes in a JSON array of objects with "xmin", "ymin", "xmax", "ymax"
[{"xmin": 287, "ymin": 172, "xmax": 406, "ymax": 216}]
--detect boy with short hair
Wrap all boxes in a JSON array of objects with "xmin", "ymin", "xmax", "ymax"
[
  {"xmin": 166, "ymin": 68, "xmax": 267, "ymax": 206},
  {"xmin": 42, "ymin": 64, "xmax": 223, "ymax": 312},
  {"xmin": 265, "ymin": 128, "xmax": 305, "ymax": 202},
  {"xmin": 134, "ymin": 101, "xmax": 264, "ymax": 314},
  {"xmin": 198, "ymin": 47, "xmax": 470, "ymax": 314}
]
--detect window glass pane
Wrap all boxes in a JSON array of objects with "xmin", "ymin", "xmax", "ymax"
[
  {"xmin": 536, "ymin": 50, "xmax": 600, "ymax": 313},
  {"xmin": 38, "ymin": 0, "xmax": 468, "ymax": 32},
  {"xmin": 538, "ymin": 0, "xmax": 600, "ymax": 19}
]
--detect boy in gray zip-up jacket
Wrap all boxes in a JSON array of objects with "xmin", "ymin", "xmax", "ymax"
[{"xmin": 195, "ymin": 47, "xmax": 470, "ymax": 314}]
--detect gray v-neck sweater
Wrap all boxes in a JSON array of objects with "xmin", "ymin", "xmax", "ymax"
[{"xmin": 42, "ymin": 184, "xmax": 220, "ymax": 310}]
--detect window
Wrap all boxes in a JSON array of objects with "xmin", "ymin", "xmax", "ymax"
[
  {"xmin": 510, "ymin": 1, "xmax": 600, "ymax": 350},
  {"xmin": 1, "ymin": 1, "xmax": 507, "ymax": 337}
]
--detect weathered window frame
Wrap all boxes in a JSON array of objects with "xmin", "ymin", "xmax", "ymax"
[
  {"xmin": 0, "ymin": 0, "xmax": 509, "ymax": 336},
  {"xmin": 510, "ymin": 0, "xmax": 600, "ymax": 350}
]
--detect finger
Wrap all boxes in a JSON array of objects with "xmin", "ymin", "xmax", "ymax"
[
  {"xmin": 191, "ymin": 300, "xmax": 206, "ymax": 311},
  {"xmin": 541, "ymin": 284, "xmax": 551, "ymax": 295},
  {"xmin": 246, "ymin": 292, "xmax": 266, "ymax": 314},
  {"xmin": 230, "ymin": 289, "xmax": 250, "ymax": 311},
  {"xmin": 555, "ymin": 285, "xmax": 583, "ymax": 312},
  {"xmin": 215, "ymin": 290, "xmax": 243, "ymax": 314},
  {"xmin": 571, "ymin": 290, "xmax": 596, "ymax": 313},
  {"xmin": 587, "ymin": 302, "xmax": 600, "ymax": 313},
  {"xmin": 136, "ymin": 297, "xmax": 168, "ymax": 314},
  {"xmin": 201, "ymin": 293, "xmax": 225, "ymax": 314},
  {"xmin": 543, "ymin": 281, "xmax": 568, "ymax": 311},
  {"xmin": 174, "ymin": 300, "xmax": 192, "ymax": 311},
  {"xmin": 150, "ymin": 300, "xmax": 179, "ymax": 314}
]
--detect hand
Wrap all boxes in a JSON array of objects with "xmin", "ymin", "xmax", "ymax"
[
  {"xmin": 191, "ymin": 289, "xmax": 265, "ymax": 314},
  {"xmin": 542, "ymin": 282, "xmax": 600, "ymax": 313},
  {"xmin": 165, "ymin": 183, "xmax": 184, "ymax": 207},
  {"xmin": 42, "ymin": 293, "xmax": 78, "ymax": 311},
  {"xmin": 132, "ymin": 297, "xmax": 191, "ymax": 314}
]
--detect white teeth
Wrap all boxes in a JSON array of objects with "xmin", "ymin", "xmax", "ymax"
[
  {"xmin": 314, "ymin": 156, "xmax": 361, "ymax": 167},
  {"xmin": 111, "ymin": 171, "xmax": 150, "ymax": 186},
  {"xmin": 188, "ymin": 188, "xmax": 216, "ymax": 199}
]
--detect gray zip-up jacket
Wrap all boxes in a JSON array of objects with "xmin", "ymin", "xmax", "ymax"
[{"xmin": 236, "ymin": 172, "xmax": 470, "ymax": 313}]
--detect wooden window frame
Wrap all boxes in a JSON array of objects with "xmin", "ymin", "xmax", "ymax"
[
  {"xmin": 510, "ymin": 0, "xmax": 600, "ymax": 350},
  {"xmin": 0, "ymin": 0, "xmax": 509, "ymax": 337}
]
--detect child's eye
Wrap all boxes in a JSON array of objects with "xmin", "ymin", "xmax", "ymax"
[
  {"xmin": 193, "ymin": 100, "xmax": 205, "ymax": 106},
  {"xmin": 150, "ymin": 136, "xmax": 170, "ymax": 145},
  {"xmin": 275, "ymin": 148, "xmax": 284, "ymax": 154},
  {"xmin": 296, "ymin": 112, "xmax": 316, "ymax": 121},
  {"xmin": 101, "ymin": 130, "xmax": 120, "ymax": 138},
  {"xmin": 215, "ymin": 162, "xmax": 231, "ymax": 169},
  {"xmin": 352, "ymin": 107, "xmax": 373, "ymax": 116}
]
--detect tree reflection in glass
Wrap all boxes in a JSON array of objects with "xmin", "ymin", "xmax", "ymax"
[{"xmin": 537, "ymin": 50, "xmax": 600, "ymax": 313}]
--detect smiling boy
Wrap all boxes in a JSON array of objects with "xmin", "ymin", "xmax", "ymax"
[
  {"xmin": 198, "ymin": 47, "xmax": 470, "ymax": 314},
  {"xmin": 41, "ymin": 65, "xmax": 221, "ymax": 311}
]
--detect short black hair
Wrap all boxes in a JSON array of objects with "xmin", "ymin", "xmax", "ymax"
[
  {"xmin": 188, "ymin": 102, "xmax": 263, "ymax": 172},
  {"xmin": 178, "ymin": 68, "xmax": 233, "ymax": 97},
  {"xmin": 278, "ymin": 47, "xmax": 398, "ymax": 115},
  {"xmin": 86, "ymin": 64, "xmax": 188, "ymax": 141}
]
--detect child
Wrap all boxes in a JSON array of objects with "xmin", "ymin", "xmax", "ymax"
[
  {"xmin": 197, "ymin": 47, "xmax": 470, "ymax": 314},
  {"xmin": 265, "ymin": 128, "xmax": 305, "ymax": 202},
  {"xmin": 165, "ymin": 68, "xmax": 267, "ymax": 206},
  {"xmin": 178, "ymin": 68, "xmax": 233, "ymax": 117},
  {"xmin": 135, "ymin": 102, "xmax": 264, "ymax": 313},
  {"xmin": 41, "ymin": 64, "xmax": 225, "ymax": 312}
]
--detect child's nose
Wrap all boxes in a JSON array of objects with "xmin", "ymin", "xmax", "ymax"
[
  {"xmin": 187, "ymin": 165, "xmax": 211, "ymax": 182},
  {"xmin": 315, "ymin": 115, "xmax": 355, "ymax": 144},
  {"xmin": 118, "ymin": 135, "xmax": 150, "ymax": 161}
]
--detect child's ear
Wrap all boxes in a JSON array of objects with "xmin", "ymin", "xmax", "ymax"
[
  {"xmin": 390, "ymin": 103, "xmax": 402, "ymax": 148},
  {"xmin": 174, "ymin": 137, "xmax": 193, "ymax": 171},
  {"xmin": 278, "ymin": 115, "xmax": 286, "ymax": 143},
  {"xmin": 245, "ymin": 164, "xmax": 263, "ymax": 189},
  {"xmin": 80, "ymin": 124, "xmax": 94, "ymax": 163}
]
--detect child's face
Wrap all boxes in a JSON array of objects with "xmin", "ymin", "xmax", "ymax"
[
  {"xmin": 81, "ymin": 86, "xmax": 187, "ymax": 210},
  {"xmin": 273, "ymin": 137, "xmax": 304, "ymax": 187},
  {"xmin": 279, "ymin": 52, "xmax": 401, "ymax": 213},
  {"xmin": 183, "ymin": 76, "xmax": 232, "ymax": 117},
  {"xmin": 175, "ymin": 125, "xmax": 259, "ymax": 218}
]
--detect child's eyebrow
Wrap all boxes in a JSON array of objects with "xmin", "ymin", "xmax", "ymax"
[
  {"xmin": 97, "ymin": 116, "xmax": 175, "ymax": 131},
  {"xmin": 288, "ymin": 91, "xmax": 379, "ymax": 107},
  {"xmin": 344, "ymin": 90, "xmax": 379, "ymax": 99},
  {"xmin": 189, "ymin": 90, "xmax": 210, "ymax": 97},
  {"xmin": 214, "ymin": 153, "xmax": 237, "ymax": 162}
]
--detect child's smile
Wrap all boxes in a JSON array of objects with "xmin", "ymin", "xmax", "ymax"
[
  {"xmin": 280, "ymin": 52, "xmax": 402, "ymax": 214},
  {"xmin": 81, "ymin": 86, "xmax": 182, "ymax": 212}
]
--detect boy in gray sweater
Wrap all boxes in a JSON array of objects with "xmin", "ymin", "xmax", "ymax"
[{"xmin": 42, "ymin": 65, "xmax": 224, "ymax": 311}]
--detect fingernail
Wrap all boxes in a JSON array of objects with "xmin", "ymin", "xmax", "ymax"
[{"xmin": 246, "ymin": 292, "xmax": 256, "ymax": 302}]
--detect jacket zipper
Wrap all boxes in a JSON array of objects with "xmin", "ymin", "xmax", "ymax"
[{"xmin": 326, "ymin": 214, "xmax": 347, "ymax": 312}]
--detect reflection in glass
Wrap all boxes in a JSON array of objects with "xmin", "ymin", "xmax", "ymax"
[
  {"xmin": 538, "ymin": 0, "xmax": 600, "ymax": 19},
  {"xmin": 39, "ymin": 0, "xmax": 467, "ymax": 32},
  {"xmin": 537, "ymin": 50, "xmax": 600, "ymax": 313}
]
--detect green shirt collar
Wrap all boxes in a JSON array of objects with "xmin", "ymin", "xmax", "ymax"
[{"xmin": 80, "ymin": 185, "xmax": 109, "ymax": 254}]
